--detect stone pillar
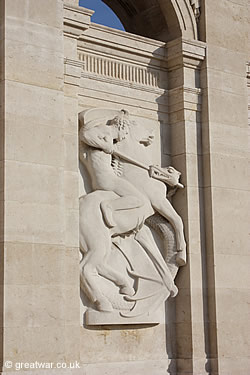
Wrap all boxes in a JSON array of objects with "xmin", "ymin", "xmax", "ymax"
[
  {"xmin": 0, "ymin": 0, "xmax": 79, "ymax": 371},
  {"xmin": 167, "ymin": 38, "xmax": 207, "ymax": 375},
  {"xmin": 62, "ymin": 0, "xmax": 94, "ymax": 364},
  {"xmin": 199, "ymin": 1, "xmax": 250, "ymax": 374}
]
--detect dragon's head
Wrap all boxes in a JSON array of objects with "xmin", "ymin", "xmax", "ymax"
[{"xmin": 149, "ymin": 165, "xmax": 183, "ymax": 188}]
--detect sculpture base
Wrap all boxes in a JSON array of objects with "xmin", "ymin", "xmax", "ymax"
[{"xmin": 84, "ymin": 308, "xmax": 162, "ymax": 326}]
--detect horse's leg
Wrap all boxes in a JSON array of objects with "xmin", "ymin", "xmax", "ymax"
[
  {"xmin": 80, "ymin": 223, "xmax": 116, "ymax": 312},
  {"xmin": 81, "ymin": 224, "xmax": 134, "ymax": 310},
  {"xmin": 81, "ymin": 251, "xmax": 113, "ymax": 312},
  {"xmin": 152, "ymin": 198, "xmax": 186, "ymax": 266},
  {"xmin": 97, "ymin": 262, "xmax": 134, "ymax": 296}
]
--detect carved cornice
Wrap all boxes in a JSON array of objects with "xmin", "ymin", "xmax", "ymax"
[
  {"xmin": 78, "ymin": 24, "xmax": 168, "ymax": 63},
  {"xmin": 63, "ymin": 3, "xmax": 94, "ymax": 38}
]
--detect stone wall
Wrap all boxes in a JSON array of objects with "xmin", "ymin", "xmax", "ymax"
[
  {"xmin": 0, "ymin": 0, "xmax": 80, "ymax": 369},
  {"xmin": 199, "ymin": 1, "xmax": 250, "ymax": 373},
  {"xmin": 0, "ymin": 0, "xmax": 249, "ymax": 374}
]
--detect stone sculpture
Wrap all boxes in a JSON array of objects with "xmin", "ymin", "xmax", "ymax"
[
  {"xmin": 79, "ymin": 108, "xmax": 186, "ymax": 324},
  {"xmin": 190, "ymin": 0, "xmax": 201, "ymax": 19}
]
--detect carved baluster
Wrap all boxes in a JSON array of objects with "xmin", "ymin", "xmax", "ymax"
[
  {"xmin": 94, "ymin": 57, "xmax": 97, "ymax": 74},
  {"xmin": 101, "ymin": 59, "xmax": 104, "ymax": 76},
  {"xmin": 90, "ymin": 55, "xmax": 94, "ymax": 73}
]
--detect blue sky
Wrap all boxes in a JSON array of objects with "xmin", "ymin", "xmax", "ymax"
[{"xmin": 79, "ymin": 0, "xmax": 125, "ymax": 31}]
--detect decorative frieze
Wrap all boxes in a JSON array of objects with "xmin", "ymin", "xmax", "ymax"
[{"xmin": 78, "ymin": 52, "xmax": 160, "ymax": 88}]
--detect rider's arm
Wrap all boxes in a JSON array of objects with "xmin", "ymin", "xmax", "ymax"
[{"xmin": 80, "ymin": 125, "xmax": 113, "ymax": 154}]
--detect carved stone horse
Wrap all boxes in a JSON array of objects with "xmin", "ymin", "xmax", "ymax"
[
  {"xmin": 79, "ymin": 109, "xmax": 186, "ymax": 313},
  {"xmin": 79, "ymin": 165, "xmax": 183, "ymax": 313}
]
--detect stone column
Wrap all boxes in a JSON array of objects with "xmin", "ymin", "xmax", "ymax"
[
  {"xmin": 199, "ymin": 1, "xmax": 250, "ymax": 374},
  {"xmin": 62, "ymin": 0, "xmax": 94, "ymax": 364},
  {"xmin": 167, "ymin": 38, "xmax": 207, "ymax": 375},
  {"xmin": 0, "ymin": 0, "xmax": 79, "ymax": 371}
]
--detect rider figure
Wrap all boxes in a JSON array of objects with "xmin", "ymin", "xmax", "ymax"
[{"xmin": 79, "ymin": 109, "xmax": 148, "ymax": 227}]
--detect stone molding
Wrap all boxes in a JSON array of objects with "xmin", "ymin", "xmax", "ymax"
[
  {"xmin": 168, "ymin": 86, "xmax": 202, "ymax": 112},
  {"xmin": 80, "ymin": 71, "xmax": 167, "ymax": 96},
  {"xmin": 64, "ymin": 58, "xmax": 83, "ymax": 86},
  {"xmin": 63, "ymin": 2, "xmax": 94, "ymax": 38},
  {"xmin": 79, "ymin": 23, "xmax": 168, "ymax": 62},
  {"xmin": 168, "ymin": 0, "xmax": 198, "ymax": 39}
]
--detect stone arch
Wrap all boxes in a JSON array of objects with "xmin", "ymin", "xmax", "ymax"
[{"xmin": 102, "ymin": 0, "xmax": 198, "ymax": 41}]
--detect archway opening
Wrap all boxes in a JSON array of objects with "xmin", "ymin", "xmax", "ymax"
[
  {"xmin": 79, "ymin": 0, "xmax": 183, "ymax": 42},
  {"xmin": 79, "ymin": 0, "xmax": 125, "ymax": 31}
]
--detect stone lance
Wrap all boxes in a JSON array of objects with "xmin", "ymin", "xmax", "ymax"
[{"xmin": 112, "ymin": 150, "xmax": 184, "ymax": 189}]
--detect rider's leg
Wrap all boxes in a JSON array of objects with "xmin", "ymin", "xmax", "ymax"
[
  {"xmin": 101, "ymin": 178, "xmax": 146, "ymax": 227},
  {"xmin": 102, "ymin": 195, "xmax": 143, "ymax": 212},
  {"xmin": 101, "ymin": 195, "xmax": 143, "ymax": 227}
]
